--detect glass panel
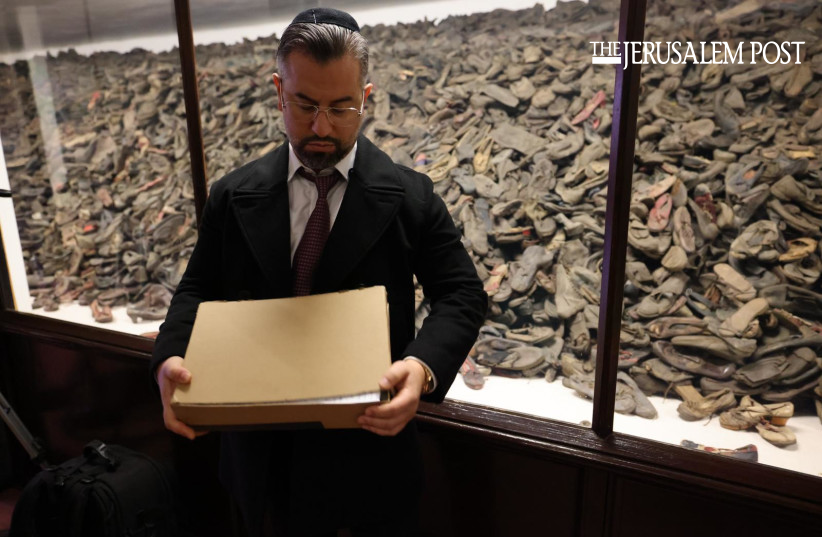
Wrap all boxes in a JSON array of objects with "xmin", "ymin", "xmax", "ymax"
[
  {"xmin": 0, "ymin": 0, "xmax": 191, "ymax": 336},
  {"xmin": 425, "ymin": 1, "xmax": 618, "ymax": 427},
  {"xmin": 613, "ymin": 0, "xmax": 822, "ymax": 477},
  {"xmin": 188, "ymin": 0, "xmax": 625, "ymax": 427},
  {"xmin": 186, "ymin": 0, "xmax": 621, "ymax": 426},
  {"xmin": 187, "ymin": 0, "xmax": 621, "ymax": 427}
]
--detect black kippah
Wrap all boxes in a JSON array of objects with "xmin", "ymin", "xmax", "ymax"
[{"xmin": 290, "ymin": 7, "xmax": 360, "ymax": 33}]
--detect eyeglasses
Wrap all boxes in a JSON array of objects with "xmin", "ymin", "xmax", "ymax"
[{"xmin": 282, "ymin": 91, "xmax": 366, "ymax": 127}]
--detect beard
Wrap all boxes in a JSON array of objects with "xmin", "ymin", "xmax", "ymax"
[{"xmin": 292, "ymin": 135, "xmax": 352, "ymax": 171}]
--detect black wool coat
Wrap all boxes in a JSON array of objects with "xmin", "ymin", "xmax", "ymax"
[{"xmin": 151, "ymin": 135, "xmax": 487, "ymax": 534}]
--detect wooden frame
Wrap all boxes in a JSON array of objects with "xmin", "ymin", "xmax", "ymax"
[
  {"xmin": 592, "ymin": 0, "xmax": 647, "ymax": 437},
  {"xmin": 174, "ymin": 0, "xmax": 209, "ymax": 229}
]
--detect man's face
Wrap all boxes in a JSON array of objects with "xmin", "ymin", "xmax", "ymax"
[{"xmin": 273, "ymin": 51, "xmax": 373, "ymax": 170}]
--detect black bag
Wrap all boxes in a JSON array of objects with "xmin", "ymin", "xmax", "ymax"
[{"xmin": 10, "ymin": 440, "xmax": 178, "ymax": 537}]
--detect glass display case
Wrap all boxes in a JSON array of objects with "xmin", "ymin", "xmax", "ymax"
[
  {"xmin": 186, "ymin": 0, "xmax": 619, "ymax": 428},
  {"xmin": 411, "ymin": 1, "xmax": 617, "ymax": 428},
  {"xmin": 0, "ymin": 0, "xmax": 189, "ymax": 336},
  {"xmin": 613, "ymin": 0, "xmax": 822, "ymax": 477},
  {"xmin": 1, "ymin": 0, "xmax": 820, "ymax": 483}
]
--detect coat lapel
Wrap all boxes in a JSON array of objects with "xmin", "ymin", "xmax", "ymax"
[
  {"xmin": 230, "ymin": 145, "xmax": 293, "ymax": 296},
  {"xmin": 313, "ymin": 136, "xmax": 405, "ymax": 293}
]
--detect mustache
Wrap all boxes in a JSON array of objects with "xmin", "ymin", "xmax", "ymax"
[{"xmin": 300, "ymin": 137, "xmax": 341, "ymax": 147}]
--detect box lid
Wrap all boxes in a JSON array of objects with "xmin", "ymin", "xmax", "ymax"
[{"xmin": 172, "ymin": 286, "xmax": 390, "ymax": 406}]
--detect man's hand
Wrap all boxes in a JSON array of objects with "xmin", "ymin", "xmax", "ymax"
[
  {"xmin": 157, "ymin": 356, "xmax": 207, "ymax": 440},
  {"xmin": 358, "ymin": 360, "xmax": 426, "ymax": 436}
]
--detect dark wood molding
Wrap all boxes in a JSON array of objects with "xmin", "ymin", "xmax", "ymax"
[
  {"xmin": 0, "ymin": 220, "xmax": 16, "ymax": 311},
  {"xmin": 173, "ymin": 0, "xmax": 209, "ymax": 228},
  {"xmin": 593, "ymin": 0, "xmax": 647, "ymax": 439},
  {"xmin": 0, "ymin": 314, "xmax": 819, "ymax": 518},
  {"xmin": 578, "ymin": 468, "xmax": 612, "ymax": 537},
  {"xmin": 1, "ymin": 322, "xmax": 820, "ymax": 520},
  {"xmin": 418, "ymin": 401, "xmax": 822, "ymax": 516},
  {"xmin": 0, "ymin": 310, "xmax": 153, "ymax": 360}
]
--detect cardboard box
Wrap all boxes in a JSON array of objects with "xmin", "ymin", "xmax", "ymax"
[{"xmin": 171, "ymin": 286, "xmax": 391, "ymax": 429}]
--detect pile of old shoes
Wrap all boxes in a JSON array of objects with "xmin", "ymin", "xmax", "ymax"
[
  {"xmin": 733, "ymin": 347, "xmax": 818, "ymax": 391},
  {"xmin": 680, "ymin": 440, "xmax": 758, "ymax": 462},
  {"xmin": 90, "ymin": 298, "xmax": 113, "ymax": 323},
  {"xmin": 472, "ymin": 330, "xmax": 555, "ymax": 379},
  {"xmin": 407, "ymin": 0, "xmax": 822, "ymax": 435},
  {"xmin": 561, "ymin": 369, "xmax": 657, "ymax": 419},
  {"xmin": 631, "ymin": 273, "xmax": 688, "ymax": 320},
  {"xmin": 652, "ymin": 341, "xmax": 736, "ymax": 380},
  {"xmin": 459, "ymin": 356, "xmax": 486, "ymax": 390},
  {"xmin": 617, "ymin": 371, "xmax": 657, "ymax": 419},
  {"xmin": 125, "ymin": 283, "xmax": 173, "ymax": 322},
  {"xmin": 674, "ymin": 384, "xmax": 737, "ymax": 421},
  {"xmin": 720, "ymin": 396, "xmax": 796, "ymax": 447}
]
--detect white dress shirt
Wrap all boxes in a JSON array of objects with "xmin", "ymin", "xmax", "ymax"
[
  {"xmin": 287, "ymin": 142, "xmax": 354, "ymax": 261},
  {"xmin": 285, "ymin": 142, "xmax": 438, "ymax": 393}
]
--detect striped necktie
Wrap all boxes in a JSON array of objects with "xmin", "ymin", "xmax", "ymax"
[{"xmin": 292, "ymin": 168, "xmax": 341, "ymax": 296}]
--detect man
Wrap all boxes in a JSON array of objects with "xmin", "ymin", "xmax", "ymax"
[{"xmin": 151, "ymin": 7, "xmax": 486, "ymax": 537}]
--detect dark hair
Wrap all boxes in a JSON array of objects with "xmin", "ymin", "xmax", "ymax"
[{"xmin": 276, "ymin": 23, "xmax": 369, "ymax": 87}]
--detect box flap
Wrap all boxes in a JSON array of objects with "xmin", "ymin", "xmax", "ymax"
[{"xmin": 173, "ymin": 286, "xmax": 390, "ymax": 406}]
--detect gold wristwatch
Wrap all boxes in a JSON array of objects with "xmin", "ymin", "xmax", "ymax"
[
  {"xmin": 405, "ymin": 357, "xmax": 435, "ymax": 395},
  {"xmin": 420, "ymin": 365, "xmax": 434, "ymax": 395}
]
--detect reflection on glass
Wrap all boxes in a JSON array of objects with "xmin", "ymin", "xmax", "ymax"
[
  {"xmin": 196, "ymin": 37, "xmax": 284, "ymax": 182},
  {"xmin": 614, "ymin": 0, "xmax": 822, "ymax": 477},
  {"xmin": 0, "ymin": 0, "xmax": 190, "ymax": 335},
  {"xmin": 434, "ymin": 0, "xmax": 619, "ymax": 427},
  {"xmin": 378, "ymin": 1, "xmax": 616, "ymax": 426},
  {"xmin": 187, "ymin": 0, "xmax": 618, "ymax": 426}
]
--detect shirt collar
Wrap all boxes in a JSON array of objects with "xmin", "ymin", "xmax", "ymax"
[{"xmin": 287, "ymin": 142, "xmax": 357, "ymax": 182}]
